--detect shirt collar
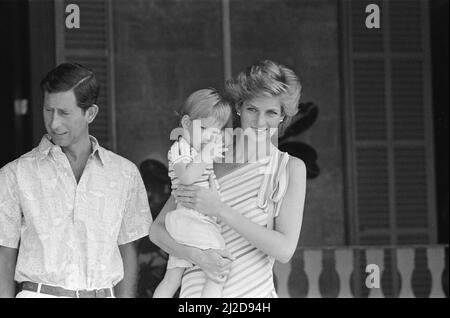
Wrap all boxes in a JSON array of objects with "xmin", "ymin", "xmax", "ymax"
[{"xmin": 38, "ymin": 134, "xmax": 108, "ymax": 165}]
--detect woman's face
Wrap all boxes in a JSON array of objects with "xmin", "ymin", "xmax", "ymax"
[{"xmin": 239, "ymin": 95, "xmax": 283, "ymax": 132}]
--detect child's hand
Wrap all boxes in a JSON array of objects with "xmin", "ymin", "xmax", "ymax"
[{"xmin": 202, "ymin": 135, "xmax": 228, "ymax": 162}]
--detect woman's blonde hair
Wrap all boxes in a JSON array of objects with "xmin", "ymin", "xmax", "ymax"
[
  {"xmin": 225, "ymin": 60, "xmax": 302, "ymax": 131},
  {"xmin": 181, "ymin": 88, "xmax": 231, "ymax": 128}
]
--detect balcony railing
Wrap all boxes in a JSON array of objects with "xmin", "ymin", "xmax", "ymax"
[{"xmin": 273, "ymin": 244, "xmax": 449, "ymax": 298}]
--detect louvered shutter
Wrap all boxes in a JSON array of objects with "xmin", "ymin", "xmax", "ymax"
[
  {"xmin": 342, "ymin": 0, "xmax": 437, "ymax": 297},
  {"xmin": 343, "ymin": 0, "xmax": 437, "ymax": 246},
  {"xmin": 54, "ymin": 0, "xmax": 116, "ymax": 150}
]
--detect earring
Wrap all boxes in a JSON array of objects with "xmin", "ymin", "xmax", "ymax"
[{"xmin": 236, "ymin": 112, "xmax": 241, "ymax": 116}]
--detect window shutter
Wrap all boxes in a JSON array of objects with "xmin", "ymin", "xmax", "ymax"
[
  {"xmin": 54, "ymin": 0, "xmax": 116, "ymax": 150},
  {"xmin": 343, "ymin": 0, "xmax": 437, "ymax": 246},
  {"xmin": 342, "ymin": 0, "xmax": 437, "ymax": 297}
]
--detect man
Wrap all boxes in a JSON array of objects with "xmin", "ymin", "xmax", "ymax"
[{"xmin": 0, "ymin": 63, "xmax": 152, "ymax": 298}]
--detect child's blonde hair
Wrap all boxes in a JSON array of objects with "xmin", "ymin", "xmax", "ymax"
[{"xmin": 182, "ymin": 88, "xmax": 231, "ymax": 128}]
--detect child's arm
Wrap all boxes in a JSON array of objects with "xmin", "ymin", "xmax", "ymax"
[
  {"xmin": 173, "ymin": 136, "xmax": 226, "ymax": 185},
  {"xmin": 173, "ymin": 145, "xmax": 215, "ymax": 185},
  {"xmin": 173, "ymin": 162, "xmax": 208, "ymax": 185}
]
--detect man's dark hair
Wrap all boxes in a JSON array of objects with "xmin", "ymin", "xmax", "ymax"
[{"xmin": 40, "ymin": 62, "xmax": 100, "ymax": 111}]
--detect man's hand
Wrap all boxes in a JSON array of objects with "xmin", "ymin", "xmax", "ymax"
[{"xmin": 0, "ymin": 246, "xmax": 18, "ymax": 298}]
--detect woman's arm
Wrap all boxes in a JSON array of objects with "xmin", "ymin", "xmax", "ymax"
[
  {"xmin": 149, "ymin": 195, "xmax": 233, "ymax": 281},
  {"xmin": 175, "ymin": 158, "xmax": 306, "ymax": 264}
]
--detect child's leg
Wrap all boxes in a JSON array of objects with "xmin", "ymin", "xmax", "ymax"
[
  {"xmin": 153, "ymin": 267, "xmax": 185, "ymax": 298},
  {"xmin": 201, "ymin": 277, "xmax": 226, "ymax": 298}
]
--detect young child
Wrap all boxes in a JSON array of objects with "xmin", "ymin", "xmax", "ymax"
[{"xmin": 153, "ymin": 89, "xmax": 232, "ymax": 298}]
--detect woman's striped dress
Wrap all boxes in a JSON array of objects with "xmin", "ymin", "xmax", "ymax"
[{"xmin": 179, "ymin": 149, "xmax": 291, "ymax": 298}]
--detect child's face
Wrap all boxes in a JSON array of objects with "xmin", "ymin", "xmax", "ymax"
[
  {"xmin": 199, "ymin": 116, "xmax": 223, "ymax": 144},
  {"xmin": 182, "ymin": 115, "xmax": 223, "ymax": 146}
]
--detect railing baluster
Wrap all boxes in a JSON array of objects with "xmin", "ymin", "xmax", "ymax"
[
  {"xmin": 427, "ymin": 247, "xmax": 446, "ymax": 298},
  {"xmin": 273, "ymin": 261, "xmax": 292, "ymax": 298},
  {"xmin": 335, "ymin": 249, "xmax": 354, "ymax": 298},
  {"xmin": 274, "ymin": 245, "xmax": 448, "ymax": 298},
  {"xmin": 397, "ymin": 248, "xmax": 415, "ymax": 298},
  {"xmin": 366, "ymin": 249, "xmax": 384, "ymax": 298},
  {"xmin": 304, "ymin": 250, "xmax": 322, "ymax": 298}
]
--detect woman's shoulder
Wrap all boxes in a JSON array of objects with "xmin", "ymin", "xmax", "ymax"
[
  {"xmin": 285, "ymin": 155, "xmax": 306, "ymax": 176},
  {"xmin": 274, "ymin": 148, "xmax": 305, "ymax": 172}
]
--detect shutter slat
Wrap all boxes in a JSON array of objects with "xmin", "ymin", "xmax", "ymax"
[
  {"xmin": 390, "ymin": 0, "xmax": 422, "ymax": 53},
  {"xmin": 356, "ymin": 148, "xmax": 390, "ymax": 232},
  {"xmin": 351, "ymin": 0, "xmax": 384, "ymax": 53},
  {"xmin": 57, "ymin": 0, "xmax": 114, "ymax": 150},
  {"xmin": 64, "ymin": 0, "xmax": 108, "ymax": 50},
  {"xmin": 395, "ymin": 146, "xmax": 429, "ymax": 229},
  {"xmin": 353, "ymin": 59, "xmax": 386, "ymax": 141},
  {"xmin": 392, "ymin": 60, "xmax": 425, "ymax": 140}
]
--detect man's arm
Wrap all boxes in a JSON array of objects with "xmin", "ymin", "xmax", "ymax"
[
  {"xmin": 0, "ymin": 246, "xmax": 18, "ymax": 298},
  {"xmin": 115, "ymin": 165, "xmax": 152, "ymax": 298},
  {"xmin": 114, "ymin": 241, "xmax": 139, "ymax": 298},
  {"xmin": 0, "ymin": 164, "xmax": 21, "ymax": 298}
]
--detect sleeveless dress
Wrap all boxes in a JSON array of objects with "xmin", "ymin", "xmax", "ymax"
[{"xmin": 179, "ymin": 149, "xmax": 291, "ymax": 298}]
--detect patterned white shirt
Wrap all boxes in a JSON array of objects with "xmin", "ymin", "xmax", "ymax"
[{"xmin": 0, "ymin": 135, "xmax": 152, "ymax": 290}]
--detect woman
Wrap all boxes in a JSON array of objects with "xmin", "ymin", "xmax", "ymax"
[{"xmin": 149, "ymin": 60, "xmax": 306, "ymax": 298}]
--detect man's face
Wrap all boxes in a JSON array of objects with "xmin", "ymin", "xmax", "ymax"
[{"xmin": 43, "ymin": 90, "xmax": 89, "ymax": 148}]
